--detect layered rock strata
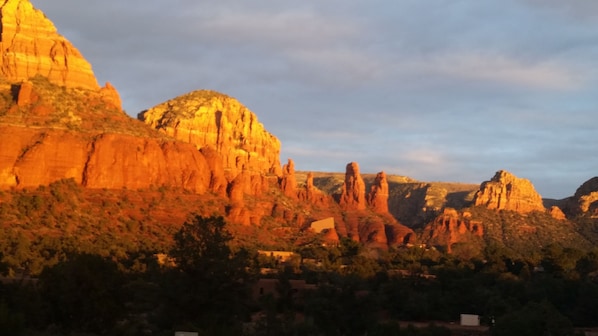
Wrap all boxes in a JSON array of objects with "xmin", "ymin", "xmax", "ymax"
[
  {"xmin": 138, "ymin": 90, "xmax": 281, "ymax": 179},
  {"xmin": 0, "ymin": 0, "xmax": 99, "ymax": 90},
  {"xmin": 0, "ymin": 126, "xmax": 212, "ymax": 192},
  {"xmin": 474, "ymin": 170, "xmax": 545, "ymax": 213}
]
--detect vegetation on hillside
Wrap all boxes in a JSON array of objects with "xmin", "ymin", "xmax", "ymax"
[
  {"xmin": 0, "ymin": 76, "xmax": 169, "ymax": 137},
  {"xmin": 1, "ymin": 213, "xmax": 598, "ymax": 335}
]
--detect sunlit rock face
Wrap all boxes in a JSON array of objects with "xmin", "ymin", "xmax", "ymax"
[
  {"xmin": 473, "ymin": 170, "xmax": 545, "ymax": 214},
  {"xmin": 548, "ymin": 206, "xmax": 567, "ymax": 220},
  {"xmin": 0, "ymin": 0, "xmax": 99, "ymax": 90},
  {"xmin": 339, "ymin": 162, "xmax": 367, "ymax": 211},
  {"xmin": 421, "ymin": 208, "xmax": 483, "ymax": 253},
  {"xmin": 138, "ymin": 90, "xmax": 282, "ymax": 180},
  {"xmin": 280, "ymin": 159, "xmax": 298, "ymax": 199},
  {"xmin": 367, "ymin": 171, "xmax": 389, "ymax": 214},
  {"xmin": 0, "ymin": 126, "xmax": 213, "ymax": 192}
]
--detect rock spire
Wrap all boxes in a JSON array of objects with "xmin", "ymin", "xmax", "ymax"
[
  {"xmin": 339, "ymin": 162, "xmax": 367, "ymax": 210},
  {"xmin": 367, "ymin": 171, "xmax": 389, "ymax": 213}
]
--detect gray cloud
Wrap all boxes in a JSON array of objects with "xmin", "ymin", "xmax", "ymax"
[{"xmin": 30, "ymin": 0, "xmax": 598, "ymax": 199}]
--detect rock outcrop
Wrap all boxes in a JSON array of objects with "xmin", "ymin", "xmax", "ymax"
[
  {"xmin": 280, "ymin": 159, "xmax": 298, "ymax": 198},
  {"xmin": 421, "ymin": 208, "xmax": 484, "ymax": 253},
  {"xmin": 0, "ymin": 0, "xmax": 99, "ymax": 90},
  {"xmin": 138, "ymin": 90, "xmax": 281, "ymax": 179},
  {"xmin": 569, "ymin": 177, "xmax": 598, "ymax": 217},
  {"xmin": 474, "ymin": 170, "xmax": 545, "ymax": 214},
  {"xmin": 548, "ymin": 206, "xmax": 567, "ymax": 220},
  {"xmin": 298, "ymin": 172, "xmax": 331, "ymax": 206},
  {"xmin": 339, "ymin": 162, "xmax": 367, "ymax": 211},
  {"xmin": 367, "ymin": 171, "xmax": 389, "ymax": 213},
  {"xmin": 199, "ymin": 147, "xmax": 228, "ymax": 197}
]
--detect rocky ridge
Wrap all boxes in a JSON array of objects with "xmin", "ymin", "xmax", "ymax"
[{"xmin": 1, "ymin": 0, "xmax": 597, "ymax": 254}]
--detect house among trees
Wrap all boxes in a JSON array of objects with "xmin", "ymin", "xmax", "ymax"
[
  {"xmin": 253, "ymin": 278, "xmax": 317, "ymax": 301},
  {"xmin": 310, "ymin": 217, "xmax": 335, "ymax": 233},
  {"xmin": 257, "ymin": 250, "xmax": 298, "ymax": 262}
]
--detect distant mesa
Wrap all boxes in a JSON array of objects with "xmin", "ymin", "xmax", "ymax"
[
  {"xmin": 473, "ymin": 170, "xmax": 545, "ymax": 214},
  {"xmin": 0, "ymin": 0, "xmax": 100, "ymax": 91}
]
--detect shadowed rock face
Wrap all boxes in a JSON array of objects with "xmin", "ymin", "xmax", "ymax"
[
  {"xmin": 138, "ymin": 90, "xmax": 282, "ymax": 180},
  {"xmin": 474, "ymin": 170, "xmax": 545, "ymax": 214},
  {"xmin": 0, "ymin": 0, "xmax": 99, "ymax": 90},
  {"xmin": 569, "ymin": 177, "xmax": 598, "ymax": 216}
]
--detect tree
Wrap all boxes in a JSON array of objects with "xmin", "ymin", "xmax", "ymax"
[
  {"xmin": 171, "ymin": 215, "xmax": 233, "ymax": 274},
  {"xmin": 38, "ymin": 253, "xmax": 125, "ymax": 334},
  {"xmin": 492, "ymin": 300, "xmax": 574, "ymax": 336},
  {"xmin": 164, "ymin": 215, "xmax": 251, "ymax": 333}
]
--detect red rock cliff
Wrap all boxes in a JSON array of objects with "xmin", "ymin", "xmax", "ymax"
[
  {"xmin": 474, "ymin": 170, "xmax": 544, "ymax": 213},
  {"xmin": 0, "ymin": 125, "xmax": 213, "ymax": 192},
  {"xmin": 0, "ymin": 0, "xmax": 99, "ymax": 90}
]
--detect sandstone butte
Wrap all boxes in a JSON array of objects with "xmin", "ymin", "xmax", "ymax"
[
  {"xmin": 0, "ymin": 0, "xmax": 99, "ymax": 91},
  {"xmin": 138, "ymin": 90, "xmax": 282, "ymax": 180},
  {"xmin": 473, "ymin": 170, "xmax": 545, "ymax": 214}
]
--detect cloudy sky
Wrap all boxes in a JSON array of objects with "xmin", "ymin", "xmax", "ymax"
[{"xmin": 32, "ymin": 0, "xmax": 598, "ymax": 199}]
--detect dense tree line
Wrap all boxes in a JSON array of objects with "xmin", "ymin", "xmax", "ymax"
[{"xmin": 0, "ymin": 215, "xmax": 597, "ymax": 335}]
